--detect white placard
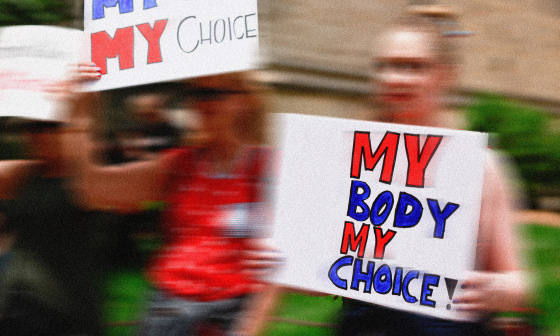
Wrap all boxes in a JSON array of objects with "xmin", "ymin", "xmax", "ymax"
[
  {"xmin": 83, "ymin": 0, "xmax": 259, "ymax": 91},
  {"xmin": 0, "ymin": 26, "xmax": 82, "ymax": 121},
  {"xmin": 271, "ymin": 113, "xmax": 488, "ymax": 320}
]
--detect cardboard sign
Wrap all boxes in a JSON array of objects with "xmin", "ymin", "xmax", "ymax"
[
  {"xmin": 0, "ymin": 26, "xmax": 81, "ymax": 121},
  {"xmin": 83, "ymin": 0, "xmax": 259, "ymax": 91},
  {"xmin": 271, "ymin": 113, "xmax": 488, "ymax": 320}
]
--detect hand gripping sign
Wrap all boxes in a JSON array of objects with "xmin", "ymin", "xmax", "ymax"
[
  {"xmin": 271, "ymin": 113, "xmax": 488, "ymax": 320},
  {"xmin": 83, "ymin": 0, "xmax": 259, "ymax": 91}
]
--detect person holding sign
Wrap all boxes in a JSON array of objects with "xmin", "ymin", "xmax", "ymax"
[
  {"xmin": 72, "ymin": 68, "xmax": 278, "ymax": 336},
  {"xmin": 337, "ymin": 6, "xmax": 528, "ymax": 336}
]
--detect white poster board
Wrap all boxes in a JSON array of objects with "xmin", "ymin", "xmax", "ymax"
[
  {"xmin": 0, "ymin": 26, "xmax": 81, "ymax": 121},
  {"xmin": 83, "ymin": 0, "xmax": 259, "ymax": 91},
  {"xmin": 272, "ymin": 113, "xmax": 488, "ymax": 320}
]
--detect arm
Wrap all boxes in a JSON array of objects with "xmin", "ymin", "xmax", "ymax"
[
  {"xmin": 65, "ymin": 81, "xmax": 175, "ymax": 212},
  {"xmin": 0, "ymin": 160, "xmax": 39, "ymax": 199},
  {"xmin": 232, "ymin": 284, "xmax": 282, "ymax": 336},
  {"xmin": 456, "ymin": 151, "xmax": 529, "ymax": 313},
  {"xmin": 72, "ymin": 143, "xmax": 173, "ymax": 212},
  {"xmin": 478, "ymin": 151, "xmax": 520, "ymax": 272}
]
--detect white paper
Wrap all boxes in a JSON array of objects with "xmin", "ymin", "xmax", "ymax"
[
  {"xmin": 271, "ymin": 113, "xmax": 488, "ymax": 320},
  {"xmin": 0, "ymin": 25, "xmax": 82, "ymax": 121},
  {"xmin": 83, "ymin": 0, "xmax": 259, "ymax": 91}
]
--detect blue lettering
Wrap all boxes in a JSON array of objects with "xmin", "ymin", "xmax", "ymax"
[
  {"xmin": 328, "ymin": 256, "xmax": 353, "ymax": 290},
  {"xmin": 403, "ymin": 270, "xmax": 419, "ymax": 303},
  {"xmin": 392, "ymin": 267, "xmax": 403, "ymax": 296},
  {"xmin": 351, "ymin": 259, "xmax": 374, "ymax": 293},
  {"xmin": 373, "ymin": 264, "xmax": 392, "ymax": 294},
  {"xmin": 428, "ymin": 199, "xmax": 460, "ymax": 239},
  {"xmin": 144, "ymin": 0, "xmax": 157, "ymax": 9},
  {"xmin": 420, "ymin": 274, "xmax": 440, "ymax": 307},
  {"xmin": 371, "ymin": 190, "xmax": 393, "ymax": 225},
  {"xmin": 93, "ymin": 0, "xmax": 133, "ymax": 20},
  {"xmin": 394, "ymin": 192, "xmax": 423, "ymax": 228},
  {"xmin": 347, "ymin": 180, "xmax": 371, "ymax": 222},
  {"xmin": 328, "ymin": 258, "xmax": 438, "ymax": 307}
]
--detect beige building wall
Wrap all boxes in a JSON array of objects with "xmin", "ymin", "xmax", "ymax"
[
  {"xmin": 448, "ymin": 0, "xmax": 560, "ymax": 102},
  {"xmin": 258, "ymin": 0, "xmax": 560, "ymax": 119}
]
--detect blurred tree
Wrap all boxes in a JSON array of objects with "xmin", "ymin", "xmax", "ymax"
[
  {"xmin": 0, "ymin": 0, "xmax": 75, "ymax": 26},
  {"xmin": 467, "ymin": 93, "xmax": 560, "ymax": 209}
]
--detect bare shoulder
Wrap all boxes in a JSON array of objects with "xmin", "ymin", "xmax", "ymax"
[{"xmin": 483, "ymin": 149, "xmax": 522, "ymax": 203}]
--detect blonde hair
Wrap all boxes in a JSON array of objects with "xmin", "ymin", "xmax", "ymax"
[{"xmin": 389, "ymin": 5, "xmax": 463, "ymax": 66}]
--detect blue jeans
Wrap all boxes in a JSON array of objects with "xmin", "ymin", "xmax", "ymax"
[{"xmin": 137, "ymin": 291, "xmax": 248, "ymax": 336}]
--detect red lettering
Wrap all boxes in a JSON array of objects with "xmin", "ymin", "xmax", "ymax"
[
  {"xmin": 91, "ymin": 27, "xmax": 134, "ymax": 74},
  {"xmin": 373, "ymin": 227, "xmax": 396, "ymax": 259},
  {"xmin": 404, "ymin": 134, "xmax": 443, "ymax": 188},
  {"xmin": 350, "ymin": 131, "xmax": 399, "ymax": 183},
  {"xmin": 137, "ymin": 19, "xmax": 168, "ymax": 64},
  {"xmin": 340, "ymin": 222, "xmax": 369, "ymax": 258}
]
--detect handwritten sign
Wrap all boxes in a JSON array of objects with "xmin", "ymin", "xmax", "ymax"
[
  {"xmin": 271, "ymin": 113, "xmax": 488, "ymax": 320},
  {"xmin": 83, "ymin": 0, "xmax": 259, "ymax": 91},
  {"xmin": 0, "ymin": 26, "xmax": 81, "ymax": 121}
]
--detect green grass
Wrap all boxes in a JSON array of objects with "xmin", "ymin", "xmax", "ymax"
[
  {"xmin": 263, "ymin": 293, "xmax": 342, "ymax": 336},
  {"xmin": 102, "ymin": 270, "xmax": 151, "ymax": 336},
  {"xmin": 518, "ymin": 224, "xmax": 560, "ymax": 336}
]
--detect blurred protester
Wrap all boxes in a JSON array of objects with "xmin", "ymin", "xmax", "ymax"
[
  {"xmin": 337, "ymin": 6, "xmax": 529, "ymax": 336},
  {"xmin": 0, "ymin": 207, "xmax": 70, "ymax": 336},
  {"xmin": 0, "ymin": 120, "xmax": 106, "ymax": 336},
  {"xmin": 73, "ymin": 67, "xmax": 279, "ymax": 336}
]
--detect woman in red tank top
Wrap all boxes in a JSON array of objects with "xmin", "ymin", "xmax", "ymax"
[{"xmin": 71, "ymin": 70, "xmax": 279, "ymax": 336}]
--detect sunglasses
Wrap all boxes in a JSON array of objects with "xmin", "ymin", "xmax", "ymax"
[
  {"xmin": 9, "ymin": 121, "xmax": 64, "ymax": 133},
  {"xmin": 372, "ymin": 60, "xmax": 434, "ymax": 74},
  {"xmin": 189, "ymin": 87, "xmax": 250, "ymax": 101}
]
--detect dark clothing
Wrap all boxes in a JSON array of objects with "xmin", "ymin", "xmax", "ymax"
[
  {"xmin": 1, "ymin": 175, "xmax": 104, "ymax": 335},
  {"xmin": 338, "ymin": 299, "xmax": 500, "ymax": 336},
  {"xmin": 0, "ymin": 249, "xmax": 70, "ymax": 336}
]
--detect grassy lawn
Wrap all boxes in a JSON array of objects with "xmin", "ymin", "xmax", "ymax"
[
  {"xmin": 263, "ymin": 293, "xmax": 341, "ymax": 336},
  {"xmin": 103, "ymin": 270, "xmax": 150, "ymax": 336}
]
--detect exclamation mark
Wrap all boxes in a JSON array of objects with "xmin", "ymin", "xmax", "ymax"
[{"xmin": 444, "ymin": 278, "xmax": 458, "ymax": 310}]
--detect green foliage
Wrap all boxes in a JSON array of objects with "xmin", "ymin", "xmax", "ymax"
[
  {"xmin": 466, "ymin": 93, "xmax": 560, "ymax": 208},
  {"xmin": 264, "ymin": 293, "xmax": 341, "ymax": 336},
  {"xmin": 518, "ymin": 224, "xmax": 560, "ymax": 335},
  {"xmin": 0, "ymin": 0, "xmax": 74, "ymax": 26}
]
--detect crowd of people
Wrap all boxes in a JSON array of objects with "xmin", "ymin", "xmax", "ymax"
[{"xmin": 0, "ymin": 5, "xmax": 531, "ymax": 336}]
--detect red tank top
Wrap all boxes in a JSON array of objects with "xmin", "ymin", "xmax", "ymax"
[{"xmin": 148, "ymin": 146, "xmax": 269, "ymax": 301}]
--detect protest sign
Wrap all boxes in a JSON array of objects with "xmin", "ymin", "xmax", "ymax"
[
  {"xmin": 0, "ymin": 26, "xmax": 81, "ymax": 121},
  {"xmin": 83, "ymin": 0, "xmax": 259, "ymax": 91},
  {"xmin": 271, "ymin": 113, "xmax": 488, "ymax": 320}
]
